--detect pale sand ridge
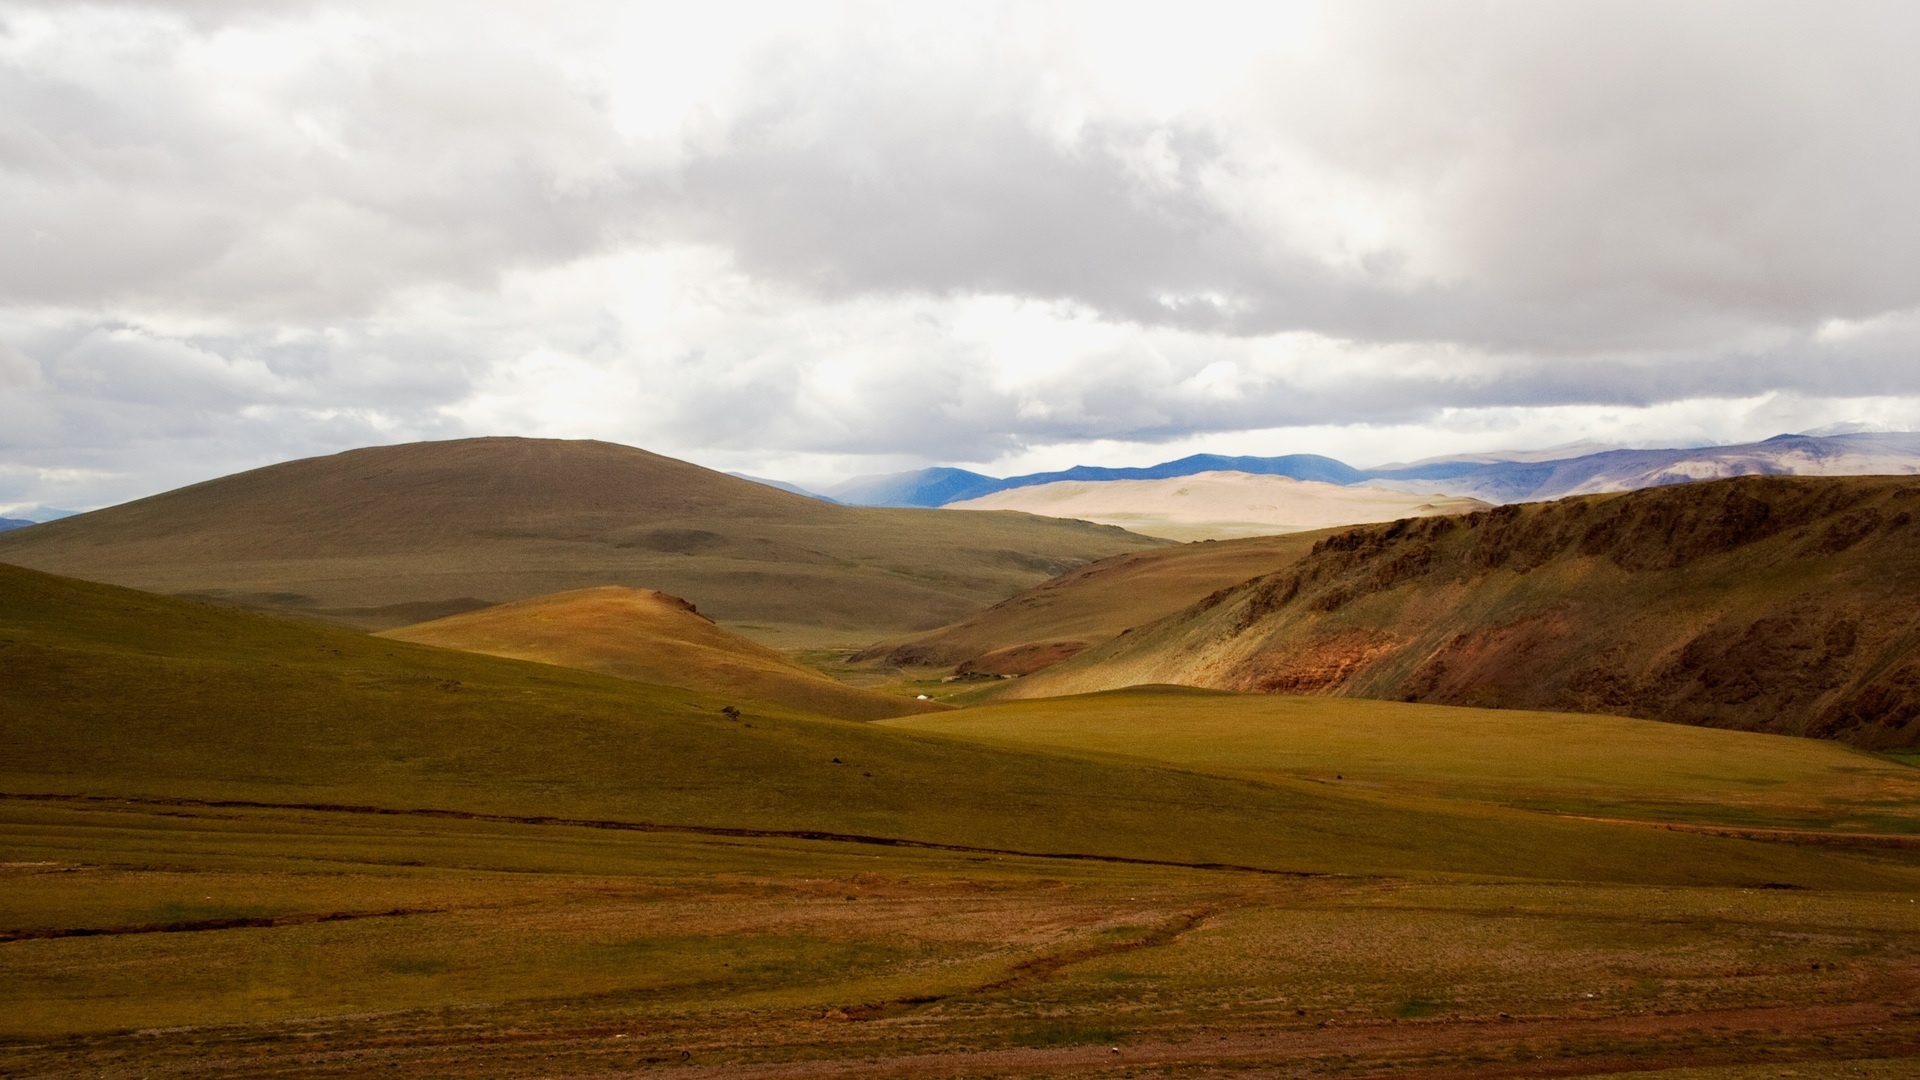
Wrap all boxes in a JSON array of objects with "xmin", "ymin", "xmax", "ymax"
[{"xmin": 946, "ymin": 470, "xmax": 1491, "ymax": 540}]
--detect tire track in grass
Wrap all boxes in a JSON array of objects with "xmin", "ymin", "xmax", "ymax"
[
  {"xmin": 0, "ymin": 791, "xmax": 1326, "ymax": 879},
  {"xmin": 0, "ymin": 907, "xmax": 439, "ymax": 944}
]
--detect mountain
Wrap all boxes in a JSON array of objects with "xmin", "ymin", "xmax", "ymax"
[
  {"xmin": 1366, "ymin": 431, "xmax": 1920, "ymax": 503},
  {"xmin": 854, "ymin": 531, "xmax": 1326, "ymax": 674},
  {"xmin": 379, "ymin": 586, "xmax": 938, "ymax": 721},
  {"xmin": 0, "ymin": 518, "xmax": 32, "ymax": 533},
  {"xmin": 827, "ymin": 432, "xmax": 1920, "ymax": 510},
  {"xmin": 1003, "ymin": 475, "xmax": 1920, "ymax": 748},
  {"xmin": 726, "ymin": 472, "xmax": 837, "ymax": 501},
  {"xmin": 830, "ymin": 453, "xmax": 1365, "ymax": 507},
  {"xmin": 825, "ymin": 466, "xmax": 1002, "ymax": 507},
  {"xmin": 946, "ymin": 471, "xmax": 1491, "ymax": 540},
  {"xmin": 0, "ymin": 437, "xmax": 1162, "ymax": 638}
]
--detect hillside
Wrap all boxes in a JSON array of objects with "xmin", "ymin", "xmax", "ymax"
[
  {"xmin": 1005, "ymin": 475, "xmax": 1920, "ymax": 747},
  {"xmin": 946, "ymin": 471, "xmax": 1489, "ymax": 540},
  {"xmin": 379, "ymin": 586, "xmax": 937, "ymax": 721},
  {"xmin": 886, "ymin": 687, "xmax": 1920, "ymax": 834},
  {"xmin": 0, "ymin": 560, "xmax": 1889, "ymax": 887},
  {"xmin": 856, "ymin": 531, "xmax": 1326, "ymax": 674},
  {"xmin": 0, "ymin": 437, "xmax": 1161, "ymax": 639}
]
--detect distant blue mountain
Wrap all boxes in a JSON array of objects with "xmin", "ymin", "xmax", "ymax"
[
  {"xmin": 822, "ymin": 431, "xmax": 1920, "ymax": 509},
  {"xmin": 726, "ymin": 472, "xmax": 838, "ymax": 502},
  {"xmin": 826, "ymin": 467, "xmax": 1003, "ymax": 507},
  {"xmin": 828, "ymin": 454, "xmax": 1363, "ymax": 507},
  {"xmin": 0, "ymin": 517, "xmax": 34, "ymax": 533}
]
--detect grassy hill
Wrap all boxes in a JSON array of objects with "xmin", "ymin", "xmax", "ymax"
[
  {"xmin": 378, "ymin": 586, "xmax": 940, "ymax": 721},
  {"xmin": 1005, "ymin": 475, "xmax": 1920, "ymax": 747},
  {"xmin": 9, "ymin": 563, "xmax": 1920, "ymax": 1075},
  {"xmin": 885, "ymin": 687, "xmax": 1920, "ymax": 834},
  {"xmin": 0, "ymin": 437, "xmax": 1161, "ymax": 641},
  {"xmin": 855, "ymin": 532, "xmax": 1326, "ymax": 675},
  {"xmin": 0, "ymin": 560, "xmax": 1898, "ymax": 888}
]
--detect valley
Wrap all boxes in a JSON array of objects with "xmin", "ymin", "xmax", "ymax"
[{"xmin": 8, "ymin": 450, "xmax": 1920, "ymax": 1077}]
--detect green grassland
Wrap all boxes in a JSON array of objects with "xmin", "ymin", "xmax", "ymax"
[
  {"xmin": 884, "ymin": 686, "xmax": 1920, "ymax": 833},
  {"xmin": 9, "ymin": 561, "xmax": 1920, "ymax": 1075}
]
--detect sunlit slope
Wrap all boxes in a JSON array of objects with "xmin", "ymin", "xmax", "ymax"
[
  {"xmin": 948, "ymin": 470, "xmax": 1490, "ymax": 541},
  {"xmin": 0, "ymin": 563, "xmax": 1902, "ymax": 888},
  {"xmin": 884, "ymin": 687, "xmax": 1920, "ymax": 834},
  {"xmin": 0, "ymin": 437, "xmax": 1162, "ymax": 636},
  {"xmin": 856, "ymin": 532, "xmax": 1325, "ymax": 674},
  {"xmin": 1005, "ymin": 476, "xmax": 1920, "ymax": 747},
  {"xmin": 379, "ymin": 586, "xmax": 938, "ymax": 721}
]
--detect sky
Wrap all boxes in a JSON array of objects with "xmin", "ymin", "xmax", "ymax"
[{"xmin": 4, "ymin": 0, "xmax": 1920, "ymax": 512}]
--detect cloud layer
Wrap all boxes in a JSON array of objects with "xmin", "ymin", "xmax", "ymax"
[{"xmin": 3, "ymin": 0, "xmax": 1919, "ymax": 509}]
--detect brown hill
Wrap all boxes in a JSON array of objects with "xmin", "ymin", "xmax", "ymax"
[
  {"xmin": 379, "ymin": 587, "xmax": 942, "ymax": 721},
  {"xmin": 855, "ymin": 531, "xmax": 1326, "ymax": 675},
  {"xmin": 0, "ymin": 438, "xmax": 1161, "ymax": 639},
  {"xmin": 1003, "ymin": 475, "xmax": 1920, "ymax": 747}
]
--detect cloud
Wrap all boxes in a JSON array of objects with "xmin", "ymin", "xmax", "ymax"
[{"xmin": 3, "ymin": 0, "xmax": 1920, "ymax": 509}]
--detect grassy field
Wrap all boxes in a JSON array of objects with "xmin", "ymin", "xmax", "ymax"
[
  {"xmin": 9, "ymin": 562, "xmax": 1920, "ymax": 1076},
  {"xmin": 884, "ymin": 686, "xmax": 1920, "ymax": 833}
]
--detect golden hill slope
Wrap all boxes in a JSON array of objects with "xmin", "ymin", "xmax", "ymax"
[
  {"xmin": 1, "ymin": 560, "xmax": 1905, "ymax": 889},
  {"xmin": 946, "ymin": 470, "xmax": 1490, "ymax": 540},
  {"xmin": 0, "ymin": 437, "xmax": 1161, "ymax": 638},
  {"xmin": 1004, "ymin": 475, "xmax": 1920, "ymax": 747},
  {"xmin": 855, "ymin": 531, "xmax": 1326, "ymax": 674},
  {"xmin": 379, "ymin": 586, "xmax": 939, "ymax": 721}
]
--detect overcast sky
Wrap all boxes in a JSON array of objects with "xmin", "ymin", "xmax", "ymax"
[{"xmin": 4, "ymin": 0, "xmax": 1920, "ymax": 511}]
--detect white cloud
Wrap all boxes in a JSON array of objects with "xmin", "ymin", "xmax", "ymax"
[{"xmin": 3, "ymin": 0, "xmax": 1920, "ymax": 509}]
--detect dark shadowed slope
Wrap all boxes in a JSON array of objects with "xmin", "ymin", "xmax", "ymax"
[
  {"xmin": 379, "ymin": 586, "xmax": 939, "ymax": 721},
  {"xmin": 0, "ymin": 438, "xmax": 1161, "ymax": 636},
  {"xmin": 1006, "ymin": 475, "xmax": 1920, "ymax": 748}
]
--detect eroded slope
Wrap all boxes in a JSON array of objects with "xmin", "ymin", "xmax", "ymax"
[{"xmin": 1006, "ymin": 476, "xmax": 1920, "ymax": 746}]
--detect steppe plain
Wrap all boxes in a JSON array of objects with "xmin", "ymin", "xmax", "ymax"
[{"xmin": 5, "ymin": 439, "xmax": 1920, "ymax": 1078}]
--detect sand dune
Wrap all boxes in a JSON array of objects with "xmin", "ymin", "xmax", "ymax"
[
  {"xmin": 947, "ymin": 471, "xmax": 1491, "ymax": 540},
  {"xmin": 379, "ymin": 586, "xmax": 940, "ymax": 721}
]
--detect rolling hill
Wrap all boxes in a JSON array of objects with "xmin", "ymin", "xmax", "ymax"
[
  {"xmin": 0, "ymin": 437, "xmax": 1161, "ymax": 640},
  {"xmin": 2, "ymin": 559, "xmax": 1884, "ymax": 887},
  {"xmin": 855, "ymin": 531, "xmax": 1327, "ymax": 674},
  {"xmin": 946, "ymin": 471, "xmax": 1489, "ymax": 540},
  {"xmin": 378, "ymin": 586, "xmax": 938, "ymax": 721},
  {"xmin": 1003, "ymin": 475, "xmax": 1920, "ymax": 747}
]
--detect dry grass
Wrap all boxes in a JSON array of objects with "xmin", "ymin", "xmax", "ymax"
[
  {"xmin": 0, "ymin": 437, "xmax": 1162, "ymax": 638},
  {"xmin": 884, "ymin": 686, "xmax": 1920, "ymax": 833},
  {"xmin": 378, "ymin": 585, "xmax": 942, "ymax": 720}
]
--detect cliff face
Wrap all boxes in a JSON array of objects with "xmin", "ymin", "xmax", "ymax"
[{"xmin": 1007, "ymin": 475, "xmax": 1920, "ymax": 747}]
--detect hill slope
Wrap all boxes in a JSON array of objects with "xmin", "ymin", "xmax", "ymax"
[
  {"xmin": 947, "ymin": 471, "xmax": 1489, "ymax": 540},
  {"xmin": 885, "ymin": 687, "xmax": 1920, "ymax": 834},
  {"xmin": 1005, "ymin": 475, "xmax": 1920, "ymax": 747},
  {"xmin": 0, "ymin": 438, "xmax": 1161, "ymax": 637},
  {"xmin": 856, "ymin": 532, "xmax": 1326, "ymax": 674},
  {"xmin": 0, "ymin": 561, "xmax": 1894, "ymax": 888},
  {"xmin": 379, "ymin": 586, "xmax": 937, "ymax": 721}
]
